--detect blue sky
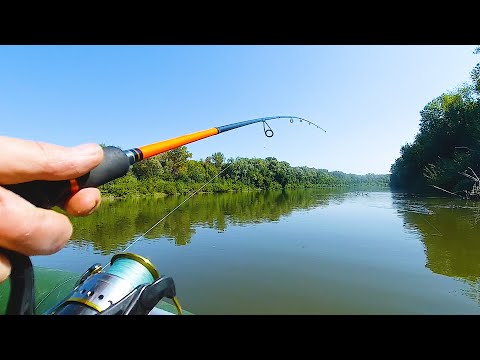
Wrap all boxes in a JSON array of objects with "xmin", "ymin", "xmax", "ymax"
[{"xmin": 1, "ymin": 45, "xmax": 478, "ymax": 175}]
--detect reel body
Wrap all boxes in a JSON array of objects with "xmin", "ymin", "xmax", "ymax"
[{"xmin": 0, "ymin": 249, "xmax": 181, "ymax": 315}]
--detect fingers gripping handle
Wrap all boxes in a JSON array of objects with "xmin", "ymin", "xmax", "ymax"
[{"xmin": 2, "ymin": 146, "xmax": 130, "ymax": 209}]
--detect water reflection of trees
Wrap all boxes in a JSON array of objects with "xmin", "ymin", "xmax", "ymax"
[
  {"xmin": 392, "ymin": 193, "xmax": 480, "ymax": 302},
  {"xmin": 70, "ymin": 189, "xmax": 341, "ymax": 253}
]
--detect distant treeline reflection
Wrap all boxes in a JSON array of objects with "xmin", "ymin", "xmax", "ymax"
[{"xmin": 70, "ymin": 189, "xmax": 345, "ymax": 253}]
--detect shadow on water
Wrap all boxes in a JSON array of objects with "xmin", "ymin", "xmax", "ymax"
[
  {"xmin": 392, "ymin": 192, "xmax": 480, "ymax": 303},
  {"xmin": 70, "ymin": 188, "xmax": 346, "ymax": 253}
]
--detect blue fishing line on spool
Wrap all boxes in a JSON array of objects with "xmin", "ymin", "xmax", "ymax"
[{"xmin": 107, "ymin": 258, "xmax": 155, "ymax": 288}]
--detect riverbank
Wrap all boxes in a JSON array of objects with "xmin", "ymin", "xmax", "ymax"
[{"xmin": 99, "ymin": 183, "xmax": 390, "ymax": 201}]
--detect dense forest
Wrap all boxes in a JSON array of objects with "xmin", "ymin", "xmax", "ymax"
[
  {"xmin": 99, "ymin": 147, "xmax": 389, "ymax": 198},
  {"xmin": 390, "ymin": 47, "xmax": 480, "ymax": 197}
]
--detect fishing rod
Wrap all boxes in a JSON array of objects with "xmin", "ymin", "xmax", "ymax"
[
  {"xmin": 1, "ymin": 115, "xmax": 325, "ymax": 315},
  {"xmin": 4, "ymin": 116, "xmax": 324, "ymax": 209}
]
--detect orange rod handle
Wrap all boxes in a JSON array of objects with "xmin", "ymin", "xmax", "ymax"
[{"xmin": 138, "ymin": 128, "xmax": 219, "ymax": 159}]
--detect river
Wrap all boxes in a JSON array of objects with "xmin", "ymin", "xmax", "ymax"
[{"xmin": 26, "ymin": 188, "xmax": 480, "ymax": 314}]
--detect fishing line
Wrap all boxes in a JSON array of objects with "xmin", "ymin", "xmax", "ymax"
[
  {"xmin": 263, "ymin": 121, "xmax": 274, "ymax": 137},
  {"xmin": 101, "ymin": 162, "xmax": 234, "ymax": 270},
  {"xmin": 37, "ymin": 150, "xmax": 247, "ymax": 310},
  {"xmin": 34, "ymin": 275, "xmax": 79, "ymax": 311},
  {"xmin": 421, "ymin": 214, "xmax": 443, "ymax": 237}
]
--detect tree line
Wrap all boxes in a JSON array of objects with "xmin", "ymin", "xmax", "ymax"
[
  {"xmin": 390, "ymin": 47, "xmax": 480, "ymax": 195},
  {"xmin": 99, "ymin": 146, "xmax": 389, "ymax": 198}
]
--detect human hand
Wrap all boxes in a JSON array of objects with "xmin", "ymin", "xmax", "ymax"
[{"xmin": 0, "ymin": 136, "xmax": 104, "ymax": 283}]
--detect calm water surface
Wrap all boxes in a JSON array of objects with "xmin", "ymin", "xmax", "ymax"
[{"xmin": 31, "ymin": 188, "xmax": 480, "ymax": 314}]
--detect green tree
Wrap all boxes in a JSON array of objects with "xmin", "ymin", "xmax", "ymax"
[
  {"xmin": 390, "ymin": 49, "xmax": 480, "ymax": 194},
  {"xmin": 132, "ymin": 156, "xmax": 163, "ymax": 180},
  {"xmin": 163, "ymin": 146, "xmax": 192, "ymax": 179},
  {"xmin": 211, "ymin": 152, "xmax": 225, "ymax": 170}
]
